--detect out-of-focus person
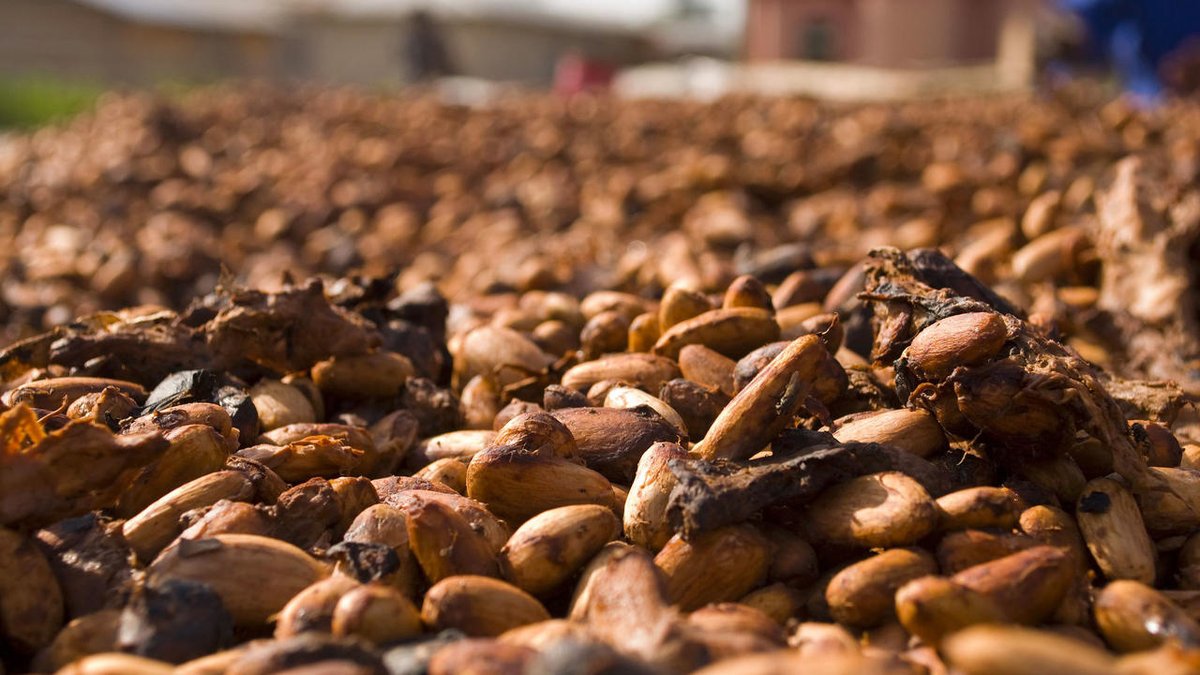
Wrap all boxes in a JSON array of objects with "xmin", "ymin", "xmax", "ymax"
[
  {"xmin": 553, "ymin": 51, "xmax": 616, "ymax": 95},
  {"xmin": 406, "ymin": 10, "xmax": 455, "ymax": 81}
]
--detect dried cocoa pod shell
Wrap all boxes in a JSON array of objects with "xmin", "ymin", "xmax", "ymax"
[
  {"xmin": 421, "ymin": 575, "xmax": 550, "ymax": 637},
  {"xmin": 409, "ymin": 430, "xmax": 496, "ymax": 467},
  {"xmin": 935, "ymin": 486, "xmax": 1025, "ymax": 531},
  {"xmin": 53, "ymin": 653, "xmax": 174, "ymax": 674},
  {"xmin": 453, "ymin": 325, "xmax": 554, "ymax": 390},
  {"xmin": 825, "ymin": 548, "xmax": 938, "ymax": 628},
  {"xmin": 653, "ymin": 308, "xmax": 780, "ymax": 361},
  {"xmin": 624, "ymin": 442, "xmax": 689, "ymax": 551},
  {"xmin": 427, "ymin": 638, "xmax": 535, "ymax": 675},
  {"xmin": 894, "ymin": 576, "xmax": 1007, "ymax": 645},
  {"xmin": 659, "ymin": 285, "xmax": 715, "ymax": 333},
  {"xmin": 952, "ymin": 545, "xmax": 1074, "ymax": 625},
  {"xmin": 148, "ymin": 534, "xmax": 328, "ymax": 627},
  {"xmin": 654, "ymin": 525, "xmax": 771, "ymax": 612},
  {"xmin": 263, "ymin": 477, "xmax": 343, "ymax": 551},
  {"xmin": 466, "ymin": 444, "xmax": 614, "ymax": 523},
  {"xmin": 739, "ymin": 583, "xmax": 807, "ymax": 626},
  {"xmin": 1095, "ymin": 580, "xmax": 1200, "ymax": 652},
  {"xmin": 559, "ymin": 353, "xmax": 681, "ymax": 396},
  {"xmin": 394, "ymin": 493, "xmax": 498, "ymax": 583},
  {"xmin": 627, "ymin": 312, "xmax": 660, "ymax": 354},
  {"xmin": 678, "ymin": 344, "xmax": 737, "ymax": 397},
  {"xmin": 902, "ymin": 312, "xmax": 1009, "ymax": 381},
  {"xmin": 122, "ymin": 470, "xmax": 255, "ymax": 562},
  {"xmin": 331, "ymin": 583, "xmax": 422, "ymax": 645},
  {"xmin": 249, "ymin": 379, "xmax": 316, "ymax": 432},
  {"xmin": 693, "ymin": 334, "xmax": 825, "ymax": 461},
  {"xmin": 0, "ymin": 525, "xmax": 64, "ymax": 653},
  {"xmin": 604, "ymin": 387, "xmax": 688, "ymax": 438},
  {"xmin": 942, "ymin": 624, "xmax": 1115, "ymax": 675},
  {"xmin": 935, "ymin": 529, "xmax": 1036, "ymax": 575},
  {"xmin": 275, "ymin": 575, "xmax": 361, "ymax": 639},
  {"xmin": 804, "ymin": 472, "xmax": 937, "ymax": 549},
  {"xmin": 311, "ymin": 350, "xmax": 414, "ymax": 399},
  {"xmin": 499, "ymin": 504, "xmax": 620, "ymax": 597},
  {"xmin": 32, "ymin": 609, "xmax": 120, "ymax": 673},
  {"xmin": 2, "ymin": 376, "xmax": 146, "ymax": 410},
  {"xmin": 830, "ymin": 408, "xmax": 946, "ymax": 458},
  {"xmin": 1077, "ymin": 477, "xmax": 1157, "ymax": 583}
]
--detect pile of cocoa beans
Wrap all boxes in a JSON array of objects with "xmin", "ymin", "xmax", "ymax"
[
  {"xmin": 1, "ymin": 237, "xmax": 1200, "ymax": 674},
  {"xmin": 4, "ymin": 84, "xmax": 1200, "ymax": 396}
]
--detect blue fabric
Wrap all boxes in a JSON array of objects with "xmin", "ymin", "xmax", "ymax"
[{"xmin": 1061, "ymin": 0, "xmax": 1200, "ymax": 96}]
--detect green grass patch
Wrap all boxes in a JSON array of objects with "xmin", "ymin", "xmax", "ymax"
[{"xmin": 0, "ymin": 77, "xmax": 104, "ymax": 129}]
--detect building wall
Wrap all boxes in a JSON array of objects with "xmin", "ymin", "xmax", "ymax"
[
  {"xmin": 0, "ymin": 0, "xmax": 281, "ymax": 85},
  {"xmin": 745, "ymin": 0, "xmax": 1012, "ymax": 67},
  {"xmin": 446, "ymin": 18, "xmax": 649, "ymax": 84},
  {"xmin": 0, "ymin": 0, "xmax": 125, "ymax": 81},
  {"xmin": 292, "ymin": 19, "xmax": 408, "ymax": 85},
  {"xmin": 746, "ymin": 0, "xmax": 859, "ymax": 62}
]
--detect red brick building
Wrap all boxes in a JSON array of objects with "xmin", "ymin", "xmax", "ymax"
[{"xmin": 745, "ymin": 0, "xmax": 1026, "ymax": 68}]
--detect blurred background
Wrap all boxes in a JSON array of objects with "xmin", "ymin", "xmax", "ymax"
[{"xmin": 1, "ymin": 0, "xmax": 1199, "ymax": 126}]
